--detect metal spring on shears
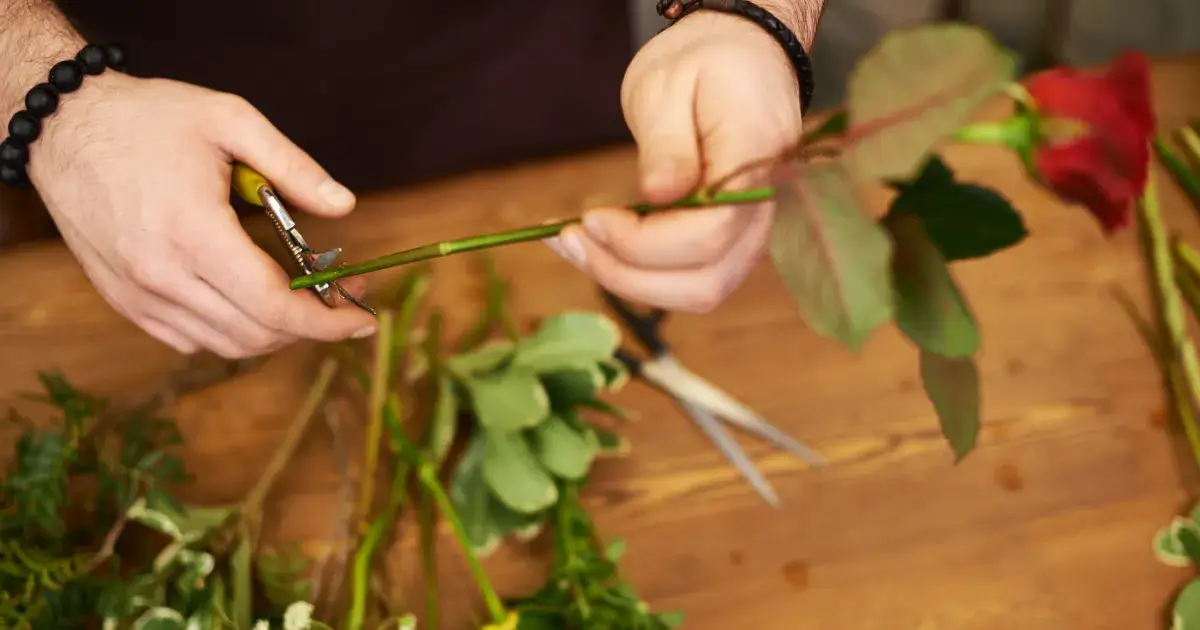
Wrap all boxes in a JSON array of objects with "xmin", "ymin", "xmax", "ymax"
[{"xmin": 231, "ymin": 164, "xmax": 376, "ymax": 316}]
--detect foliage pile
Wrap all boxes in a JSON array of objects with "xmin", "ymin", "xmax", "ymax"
[{"xmin": 0, "ymin": 258, "xmax": 678, "ymax": 630}]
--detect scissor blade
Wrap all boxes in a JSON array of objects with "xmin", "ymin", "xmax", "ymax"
[
  {"xmin": 678, "ymin": 398, "xmax": 779, "ymax": 508},
  {"xmin": 642, "ymin": 356, "xmax": 827, "ymax": 468}
]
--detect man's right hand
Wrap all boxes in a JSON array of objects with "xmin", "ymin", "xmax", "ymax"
[{"xmin": 26, "ymin": 72, "xmax": 378, "ymax": 358}]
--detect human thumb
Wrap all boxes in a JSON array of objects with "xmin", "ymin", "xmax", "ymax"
[
  {"xmin": 628, "ymin": 88, "xmax": 703, "ymax": 204},
  {"xmin": 216, "ymin": 98, "xmax": 356, "ymax": 218}
]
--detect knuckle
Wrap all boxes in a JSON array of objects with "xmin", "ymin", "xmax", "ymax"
[{"xmin": 213, "ymin": 92, "xmax": 253, "ymax": 118}]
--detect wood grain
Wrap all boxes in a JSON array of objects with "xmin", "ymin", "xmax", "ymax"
[{"xmin": 3, "ymin": 55, "xmax": 1200, "ymax": 630}]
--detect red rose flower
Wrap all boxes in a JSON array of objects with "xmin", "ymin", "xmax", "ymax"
[{"xmin": 1024, "ymin": 51, "xmax": 1155, "ymax": 233}]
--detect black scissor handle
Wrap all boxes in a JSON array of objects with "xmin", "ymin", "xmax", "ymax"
[{"xmin": 599, "ymin": 289, "xmax": 669, "ymax": 357}]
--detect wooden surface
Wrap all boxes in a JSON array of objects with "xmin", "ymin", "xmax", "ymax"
[{"xmin": 3, "ymin": 56, "xmax": 1200, "ymax": 630}]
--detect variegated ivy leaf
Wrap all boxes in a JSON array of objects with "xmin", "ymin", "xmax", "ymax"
[
  {"xmin": 130, "ymin": 608, "xmax": 187, "ymax": 630},
  {"xmin": 598, "ymin": 358, "xmax": 629, "ymax": 391},
  {"xmin": 482, "ymin": 430, "xmax": 558, "ymax": 514},
  {"xmin": 843, "ymin": 23, "xmax": 1017, "ymax": 181},
  {"xmin": 511, "ymin": 311, "xmax": 621, "ymax": 372},
  {"xmin": 1154, "ymin": 517, "xmax": 1196, "ymax": 568},
  {"xmin": 126, "ymin": 498, "xmax": 186, "ymax": 541},
  {"xmin": 768, "ymin": 162, "xmax": 895, "ymax": 351}
]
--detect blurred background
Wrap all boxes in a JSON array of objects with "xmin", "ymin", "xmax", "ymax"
[{"xmin": 632, "ymin": 0, "xmax": 1200, "ymax": 109}]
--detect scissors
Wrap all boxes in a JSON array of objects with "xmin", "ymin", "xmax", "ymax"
[
  {"xmin": 230, "ymin": 163, "xmax": 375, "ymax": 315},
  {"xmin": 600, "ymin": 289, "xmax": 826, "ymax": 508}
]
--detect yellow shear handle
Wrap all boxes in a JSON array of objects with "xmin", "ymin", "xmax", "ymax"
[{"xmin": 231, "ymin": 163, "xmax": 270, "ymax": 207}]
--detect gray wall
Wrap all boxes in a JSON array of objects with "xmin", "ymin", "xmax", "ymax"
[{"xmin": 630, "ymin": 0, "xmax": 1200, "ymax": 110}]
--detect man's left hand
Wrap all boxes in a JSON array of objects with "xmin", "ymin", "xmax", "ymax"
[{"xmin": 545, "ymin": 10, "xmax": 804, "ymax": 312}]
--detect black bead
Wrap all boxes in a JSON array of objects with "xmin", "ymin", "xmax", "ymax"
[
  {"xmin": 48, "ymin": 60, "xmax": 85, "ymax": 93},
  {"xmin": 76, "ymin": 44, "xmax": 108, "ymax": 75},
  {"xmin": 0, "ymin": 163, "xmax": 29, "ymax": 188},
  {"xmin": 0, "ymin": 138, "xmax": 27, "ymax": 167},
  {"xmin": 7, "ymin": 111, "xmax": 39, "ymax": 144},
  {"xmin": 102, "ymin": 43, "xmax": 127, "ymax": 70},
  {"xmin": 24, "ymin": 83, "xmax": 59, "ymax": 118}
]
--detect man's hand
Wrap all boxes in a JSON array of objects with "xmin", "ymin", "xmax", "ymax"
[
  {"xmin": 27, "ymin": 73, "xmax": 377, "ymax": 357},
  {"xmin": 544, "ymin": 9, "xmax": 811, "ymax": 312}
]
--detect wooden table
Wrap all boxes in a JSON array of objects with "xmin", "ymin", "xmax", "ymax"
[{"xmin": 2, "ymin": 55, "xmax": 1200, "ymax": 630}]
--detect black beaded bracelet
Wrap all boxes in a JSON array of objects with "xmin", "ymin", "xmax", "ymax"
[
  {"xmin": 0, "ymin": 43, "xmax": 127, "ymax": 189},
  {"xmin": 655, "ymin": 0, "xmax": 815, "ymax": 116}
]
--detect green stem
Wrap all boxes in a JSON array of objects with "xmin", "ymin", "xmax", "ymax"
[
  {"xmin": 290, "ymin": 187, "xmax": 775, "ymax": 289},
  {"xmin": 1138, "ymin": 175, "xmax": 1200, "ymax": 473},
  {"xmin": 418, "ymin": 488, "xmax": 439, "ymax": 630},
  {"xmin": 346, "ymin": 516, "xmax": 389, "ymax": 630},
  {"xmin": 1154, "ymin": 139, "xmax": 1200, "ymax": 211},
  {"xmin": 417, "ymin": 463, "xmax": 506, "ymax": 624},
  {"xmin": 358, "ymin": 310, "xmax": 396, "ymax": 531},
  {"xmin": 556, "ymin": 483, "xmax": 591, "ymax": 621}
]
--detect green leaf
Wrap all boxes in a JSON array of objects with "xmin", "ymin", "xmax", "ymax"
[
  {"xmin": 593, "ymin": 427, "xmax": 631, "ymax": 458},
  {"xmin": 463, "ymin": 369, "xmax": 550, "ymax": 432},
  {"xmin": 511, "ymin": 311, "xmax": 621, "ymax": 372},
  {"xmin": 490, "ymin": 494, "xmax": 547, "ymax": 542},
  {"xmin": 428, "ymin": 374, "xmax": 459, "ymax": 466},
  {"xmin": 888, "ymin": 160, "xmax": 1028, "ymax": 261},
  {"xmin": 1177, "ymin": 579, "xmax": 1200, "ymax": 630},
  {"xmin": 130, "ymin": 608, "xmax": 187, "ymax": 630},
  {"xmin": 447, "ymin": 339, "xmax": 516, "ymax": 376},
  {"xmin": 1154, "ymin": 517, "xmax": 1194, "ymax": 567},
  {"xmin": 919, "ymin": 350, "xmax": 981, "ymax": 462},
  {"xmin": 598, "ymin": 358, "xmax": 629, "ymax": 391},
  {"xmin": 605, "ymin": 538, "xmax": 627, "ymax": 561},
  {"xmin": 530, "ymin": 414, "xmax": 598, "ymax": 480},
  {"xmin": 768, "ymin": 162, "xmax": 895, "ymax": 350},
  {"xmin": 540, "ymin": 365, "xmax": 605, "ymax": 411},
  {"xmin": 843, "ymin": 23, "xmax": 1017, "ymax": 181},
  {"xmin": 126, "ymin": 498, "xmax": 186, "ymax": 541},
  {"xmin": 889, "ymin": 155, "xmax": 955, "ymax": 193},
  {"xmin": 482, "ymin": 430, "xmax": 559, "ymax": 514},
  {"xmin": 450, "ymin": 435, "xmax": 502, "ymax": 556},
  {"xmin": 1181, "ymin": 525, "xmax": 1200, "ymax": 565},
  {"xmin": 884, "ymin": 213, "xmax": 980, "ymax": 357}
]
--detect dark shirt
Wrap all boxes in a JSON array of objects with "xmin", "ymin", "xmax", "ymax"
[{"xmin": 51, "ymin": 1, "xmax": 636, "ymax": 192}]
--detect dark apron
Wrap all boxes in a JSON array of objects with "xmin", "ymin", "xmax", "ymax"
[{"xmin": 45, "ymin": 1, "xmax": 635, "ymax": 193}]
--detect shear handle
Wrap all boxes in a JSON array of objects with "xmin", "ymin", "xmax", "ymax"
[{"xmin": 600, "ymin": 289, "xmax": 669, "ymax": 357}]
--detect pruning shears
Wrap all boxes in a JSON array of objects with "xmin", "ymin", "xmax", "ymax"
[
  {"xmin": 230, "ymin": 163, "xmax": 375, "ymax": 315},
  {"xmin": 600, "ymin": 289, "xmax": 826, "ymax": 507}
]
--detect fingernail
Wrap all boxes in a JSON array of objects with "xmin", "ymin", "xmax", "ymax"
[
  {"xmin": 546, "ymin": 234, "xmax": 586, "ymax": 267},
  {"xmin": 352, "ymin": 325, "xmax": 377, "ymax": 339},
  {"xmin": 318, "ymin": 179, "xmax": 356, "ymax": 210},
  {"xmin": 583, "ymin": 214, "xmax": 608, "ymax": 244}
]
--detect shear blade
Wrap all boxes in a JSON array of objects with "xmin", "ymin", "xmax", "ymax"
[
  {"xmin": 642, "ymin": 356, "xmax": 827, "ymax": 467},
  {"xmin": 679, "ymin": 399, "xmax": 780, "ymax": 508},
  {"xmin": 309, "ymin": 248, "xmax": 342, "ymax": 271}
]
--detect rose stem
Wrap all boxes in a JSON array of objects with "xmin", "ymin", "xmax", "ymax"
[
  {"xmin": 1137, "ymin": 174, "xmax": 1200, "ymax": 469},
  {"xmin": 290, "ymin": 187, "xmax": 776, "ymax": 289}
]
